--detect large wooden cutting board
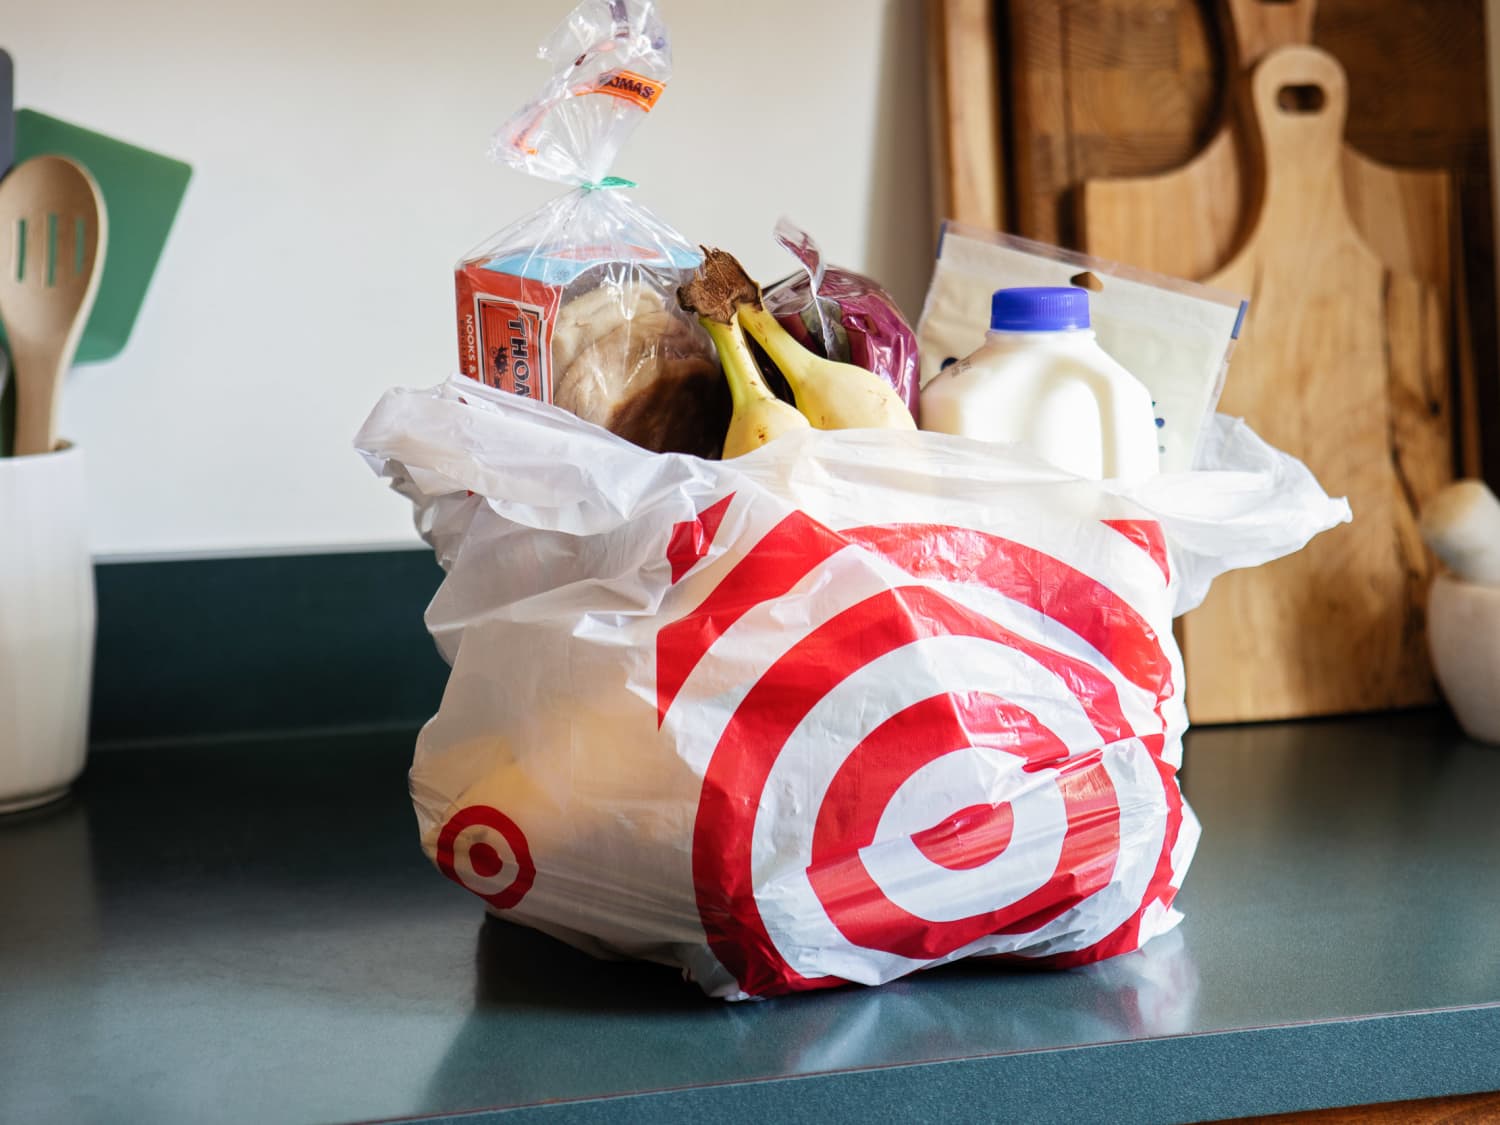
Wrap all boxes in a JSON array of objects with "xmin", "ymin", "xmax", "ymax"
[
  {"xmin": 1075, "ymin": 50, "xmax": 1454, "ymax": 297},
  {"xmin": 984, "ymin": 0, "xmax": 1493, "ymax": 490},
  {"xmin": 1088, "ymin": 45, "xmax": 1450, "ymax": 723},
  {"xmin": 1077, "ymin": 0, "xmax": 1455, "ymax": 385}
]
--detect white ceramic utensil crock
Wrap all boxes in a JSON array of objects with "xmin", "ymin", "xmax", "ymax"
[{"xmin": 0, "ymin": 441, "xmax": 95, "ymax": 812}]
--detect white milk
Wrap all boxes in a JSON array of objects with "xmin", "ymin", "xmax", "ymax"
[{"xmin": 921, "ymin": 287, "xmax": 1160, "ymax": 481}]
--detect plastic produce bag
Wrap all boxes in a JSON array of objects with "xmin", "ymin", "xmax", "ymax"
[
  {"xmin": 356, "ymin": 379, "xmax": 1349, "ymax": 1001},
  {"xmin": 762, "ymin": 218, "xmax": 922, "ymax": 421},
  {"xmin": 453, "ymin": 0, "xmax": 727, "ymax": 457}
]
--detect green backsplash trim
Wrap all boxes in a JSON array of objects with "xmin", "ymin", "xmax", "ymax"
[{"xmin": 91, "ymin": 549, "xmax": 448, "ymax": 745}]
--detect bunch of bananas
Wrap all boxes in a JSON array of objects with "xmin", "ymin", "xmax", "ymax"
[{"xmin": 678, "ymin": 248, "xmax": 916, "ymax": 458}]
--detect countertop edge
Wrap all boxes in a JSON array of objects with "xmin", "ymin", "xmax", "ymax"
[{"xmin": 391, "ymin": 1005, "xmax": 1500, "ymax": 1124}]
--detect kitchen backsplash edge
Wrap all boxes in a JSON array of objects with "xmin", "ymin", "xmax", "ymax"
[{"xmin": 90, "ymin": 550, "xmax": 448, "ymax": 746}]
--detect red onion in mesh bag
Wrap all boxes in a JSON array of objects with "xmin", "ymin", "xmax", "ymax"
[{"xmin": 761, "ymin": 218, "xmax": 921, "ymax": 423}]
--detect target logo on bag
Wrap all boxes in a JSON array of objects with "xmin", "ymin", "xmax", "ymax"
[
  {"xmin": 434, "ymin": 805, "xmax": 537, "ymax": 910},
  {"xmin": 658, "ymin": 500, "xmax": 1187, "ymax": 998}
]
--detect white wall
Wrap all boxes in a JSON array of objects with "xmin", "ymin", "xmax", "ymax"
[{"xmin": 5, "ymin": 0, "xmax": 935, "ymax": 559}]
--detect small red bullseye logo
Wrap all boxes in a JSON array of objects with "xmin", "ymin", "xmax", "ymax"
[
  {"xmin": 435, "ymin": 805, "xmax": 536, "ymax": 910},
  {"xmin": 659, "ymin": 502, "xmax": 1186, "ymax": 998}
]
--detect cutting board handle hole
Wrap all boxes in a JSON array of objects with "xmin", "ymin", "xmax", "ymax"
[
  {"xmin": 1070, "ymin": 270, "xmax": 1104, "ymax": 292},
  {"xmin": 1276, "ymin": 84, "xmax": 1326, "ymax": 114}
]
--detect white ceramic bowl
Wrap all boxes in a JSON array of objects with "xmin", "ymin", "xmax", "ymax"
[{"xmin": 1428, "ymin": 573, "xmax": 1500, "ymax": 745}]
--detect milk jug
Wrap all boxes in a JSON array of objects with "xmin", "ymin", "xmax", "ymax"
[{"xmin": 920, "ymin": 287, "xmax": 1160, "ymax": 481}]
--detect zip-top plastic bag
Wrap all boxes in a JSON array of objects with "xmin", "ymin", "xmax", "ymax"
[
  {"xmin": 918, "ymin": 224, "xmax": 1246, "ymax": 473},
  {"xmin": 357, "ymin": 377, "xmax": 1350, "ymax": 1001},
  {"xmin": 453, "ymin": 0, "xmax": 728, "ymax": 457}
]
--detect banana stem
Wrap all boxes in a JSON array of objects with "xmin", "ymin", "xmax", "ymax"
[
  {"xmin": 738, "ymin": 304, "xmax": 814, "ymax": 379},
  {"xmin": 701, "ymin": 316, "xmax": 778, "ymax": 411}
]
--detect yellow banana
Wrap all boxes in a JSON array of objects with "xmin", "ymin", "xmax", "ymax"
[
  {"xmin": 738, "ymin": 304, "xmax": 916, "ymax": 432},
  {"xmin": 699, "ymin": 315, "xmax": 810, "ymax": 458}
]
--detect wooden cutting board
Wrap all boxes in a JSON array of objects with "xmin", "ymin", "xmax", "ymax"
[
  {"xmin": 1077, "ymin": 0, "xmax": 1454, "ymax": 348},
  {"xmin": 1086, "ymin": 45, "xmax": 1451, "ymax": 723},
  {"xmin": 1000, "ymin": 0, "xmax": 1487, "ymax": 485}
]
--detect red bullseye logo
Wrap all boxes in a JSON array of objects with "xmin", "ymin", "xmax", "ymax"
[
  {"xmin": 435, "ymin": 805, "xmax": 536, "ymax": 911},
  {"xmin": 659, "ymin": 501, "xmax": 1186, "ymax": 998}
]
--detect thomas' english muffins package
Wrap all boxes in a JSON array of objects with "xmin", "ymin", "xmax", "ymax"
[{"xmin": 454, "ymin": 0, "xmax": 728, "ymax": 457}]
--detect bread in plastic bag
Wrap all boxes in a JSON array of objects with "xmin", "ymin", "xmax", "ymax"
[
  {"xmin": 356, "ymin": 378, "xmax": 1349, "ymax": 1000},
  {"xmin": 452, "ymin": 0, "xmax": 727, "ymax": 457}
]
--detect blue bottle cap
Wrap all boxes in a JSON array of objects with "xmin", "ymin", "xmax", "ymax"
[{"xmin": 990, "ymin": 287, "xmax": 1090, "ymax": 332}]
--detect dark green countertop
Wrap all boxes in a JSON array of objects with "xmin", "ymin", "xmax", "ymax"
[{"xmin": 2, "ymin": 711, "xmax": 1498, "ymax": 1124}]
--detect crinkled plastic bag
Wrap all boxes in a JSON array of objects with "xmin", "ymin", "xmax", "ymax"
[
  {"xmin": 356, "ymin": 379, "xmax": 1349, "ymax": 1000},
  {"xmin": 763, "ymin": 218, "xmax": 922, "ymax": 421},
  {"xmin": 453, "ymin": 0, "xmax": 727, "ymax": 457}
]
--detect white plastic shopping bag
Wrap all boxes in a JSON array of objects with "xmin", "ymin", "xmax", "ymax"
[{"xmin": 357, "ymin": 377, "xmax": 1348, "ymax": 1000}]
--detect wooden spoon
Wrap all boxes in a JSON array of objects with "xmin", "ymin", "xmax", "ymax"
[{"xmin": 0, "ymin": 155, "xmax": 107, "ymax": 456}]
